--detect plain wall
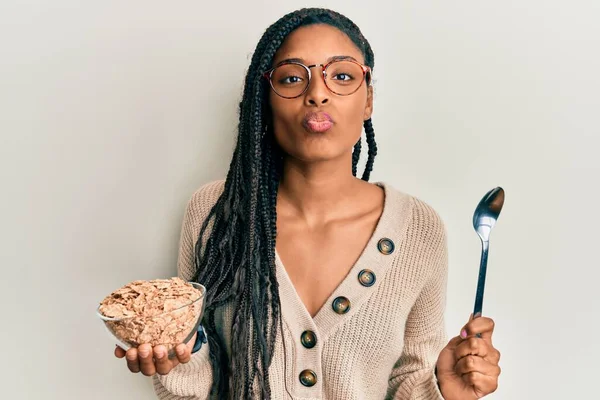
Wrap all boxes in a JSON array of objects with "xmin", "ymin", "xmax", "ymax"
[{"xmin": 1, "ymin": 1, "xmax": 598, "ymax": 399}]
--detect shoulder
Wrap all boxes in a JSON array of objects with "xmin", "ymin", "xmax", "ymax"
[
  {"xmin": 182, "ymin": 179, "xmax": 226, "ymax": 230},
  {"xmin": 410, "ymin": 194, "xmax": 446, "ymax": 237},
  {"xmin": 188, "ymin": 179, "xmax": 226, "ymax": 210},
  {"xmin": 381, "ymin": 182, "xmax": 447, "ymax": 251}
]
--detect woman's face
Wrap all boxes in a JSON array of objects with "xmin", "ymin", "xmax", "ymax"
[{"xmin": 269, "ymin": 24, "xmax": 373, "ymax": 164}]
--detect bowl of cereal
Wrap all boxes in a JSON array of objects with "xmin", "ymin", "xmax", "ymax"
[{"xmin": 96, "ymin": 277, "xmax": 206, "ymax": 357}]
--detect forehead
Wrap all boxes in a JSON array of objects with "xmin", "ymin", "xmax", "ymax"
[{"xmin": 272, "ymin": 24, "xmax": 365, "ymax": 65}]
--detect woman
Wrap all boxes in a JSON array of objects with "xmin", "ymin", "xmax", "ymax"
[{"xmin": 115, "ymin": 7, "xmax": 501, "ymax": 400}]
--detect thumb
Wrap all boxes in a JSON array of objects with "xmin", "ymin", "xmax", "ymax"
[{"xmin": 436, "ymin": 335, "xmax": 461, "ymax": 374}]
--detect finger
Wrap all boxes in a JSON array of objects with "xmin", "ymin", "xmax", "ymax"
[
  {"xmin": 460, "ymin": 316, "xmax": 495, "ymax": 341},
  {"xmin": 462, "ymin": 371, "xmax": 499, "ymax": 396},
  {"xmin": 115, "ymin": 345, "xmax": 126, "ymax": 359},
  {"xmin": 125, "ymin": 348, "xmax": 140, "ymax": 373},
  {"xmin": 175, "ymin": 343, "xmax": 191, "ymax": 364},
  {"xmin": 455, "ymin": 354, "xmax": 502, "ymax": 377},
  {"xmin": 455, "ymin": 337, "xmax": 494, "ymax": 361},
  {"xmin": 483, "ymin": 346, "xmax": 501, "ymax": 365},
  {"xmin": 444, "ymin": 335, "xmax": 463, "ymax": 352},
  {"xmin": 154, "ymin": 345, "xmax": 174, "ymax": 375},
  {"xmin": 138, "ymin": 344, "xmax": 156, "ymax": 376}
]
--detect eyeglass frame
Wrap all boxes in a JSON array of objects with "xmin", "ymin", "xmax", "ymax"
[{"xmin": 262, "ymin": 59, "xmax": 373, "ymax": 99}]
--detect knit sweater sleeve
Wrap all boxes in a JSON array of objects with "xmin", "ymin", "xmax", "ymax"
[
  {"xmin": 152, "ymin": 180, "xmax": 225, "ymax": 400},
  {"xmin": 387, "ymin": 200, "xmax": 449, "ymax": 400}
]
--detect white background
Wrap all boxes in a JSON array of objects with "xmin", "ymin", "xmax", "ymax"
[{"xmin": 1, "ymin": 1, "xmax": 598, "ymax": 399}]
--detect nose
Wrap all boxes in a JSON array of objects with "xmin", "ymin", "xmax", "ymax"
[{"xmin": 304, "ymin": 65, "xmax": 329, "ymax": 106}]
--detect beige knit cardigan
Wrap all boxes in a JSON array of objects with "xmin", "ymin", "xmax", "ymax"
[{"xmin": 153, "ymin": 180, "xmax": 448, "ymax": 400}]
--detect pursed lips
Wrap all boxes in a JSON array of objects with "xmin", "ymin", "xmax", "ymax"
[{"xmin": 302, "ymin": 111, "xmax": 334, "ymax": 133}]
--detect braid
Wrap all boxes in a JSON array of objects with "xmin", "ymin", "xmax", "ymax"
[
  {"xmin": 352, "ymin": 138, "xmax": 361, "ymax": 177},
  {"xmin": 191, "ymin": 8, "xmax": 377, "ymax": 398},
  {"xmin": 361, "ymin": 118, "xmax": 377, "ymax": 181}
]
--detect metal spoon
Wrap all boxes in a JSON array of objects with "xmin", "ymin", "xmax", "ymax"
[{"xmin": 472, "ymin": 187, "xmax": 505, "ymax": 321}]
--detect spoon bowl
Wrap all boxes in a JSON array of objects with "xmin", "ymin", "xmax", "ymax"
[{"xmin": 473, "ymin": 187, "xmax": 505, "ymax": 242}]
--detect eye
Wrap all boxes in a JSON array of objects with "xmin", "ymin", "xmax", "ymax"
[
  {"xmin": 332, "ymin": 73, "xmax": 354, "ymax": 81},
  {"xmin": 280, "ymin": 75, "xmax": 304, "ymax": 85}
]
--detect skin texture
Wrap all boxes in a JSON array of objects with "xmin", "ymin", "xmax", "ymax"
[
  {"xmin": 114, "ymin": 339, "xmax": 194, "ymax": 377},
  {"xmin": 116, "ymin": 23, "xmax": 501, "ymax": 399},
  {"xmin": 269, "ymin": 25, "xmax": 373, "ymax": 164},
  {"xmin": 270, "ymin": 24, "xmax": 382, "ymax": 319},
  {"xmin": 436, "ymin": 313, "xmax": 502, "ymax": 399}
]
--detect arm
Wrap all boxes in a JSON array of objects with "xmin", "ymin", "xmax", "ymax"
[
  {"xmin": 152, "ymin": 346, "xmax": 213, "ymax": 400},
  {"xmin": 152, "ymin": 184, "xmax": 221, "ymax": 399},
  {"xmin": 387, "ymin": 219, "xmax": 449, "ymax": 400}
]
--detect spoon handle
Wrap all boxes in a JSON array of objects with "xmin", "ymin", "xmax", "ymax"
[{"xmin": 473, "ymin": 240, "xmax": 489, "ymax": 318}]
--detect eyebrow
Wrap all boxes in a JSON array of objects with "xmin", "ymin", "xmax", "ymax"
[{"xmin": 274, "ymin": 55, "xmax": 359, "ymax": 66}]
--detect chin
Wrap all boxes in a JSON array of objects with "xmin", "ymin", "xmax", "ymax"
[{"xmin": 286, "ymin": 143, "xmax": 347, "ymax": 164}]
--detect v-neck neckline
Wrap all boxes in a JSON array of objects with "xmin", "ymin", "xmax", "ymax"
[{"xmin": 274, "ymin": 181, "xmax": 414, "ymax": 337}]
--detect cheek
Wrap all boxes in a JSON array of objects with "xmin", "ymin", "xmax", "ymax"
[
  {"xmin": 348, "ymin": 91, "xmax": 369, "ymax": 119},
  {"xmin": 268, "ymin": 98, "xmax": 298, "ymax": 152},
  {"xmin": 338, "ymin": 94, "xmax": 369, "ymax": 135},
  {"xmin": 269, "ymin": 94, "xmax": 294, "ymax": 126},
  {"xmin": 269, "ymin": 96, "xmax": 300, "ymax": 141}
]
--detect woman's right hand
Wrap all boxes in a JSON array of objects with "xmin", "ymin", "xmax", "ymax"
[{"xmin": 115, "ymin": 332, "xmax": 197, "ymax": 376}]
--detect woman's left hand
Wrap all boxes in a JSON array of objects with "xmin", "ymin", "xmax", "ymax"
[{"xmin": 435, "ymin": 314, "xmax": 501, "ymax": 400}]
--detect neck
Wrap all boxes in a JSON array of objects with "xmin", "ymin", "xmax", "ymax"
[{"xmin": 277, "ymin": 153, "xmax": 363, "ymax": 223}]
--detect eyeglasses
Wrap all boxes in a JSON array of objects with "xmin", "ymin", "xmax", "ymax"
[{"xmin": 262, "ymin": 59, "xmax": 372, "ymax": 99}]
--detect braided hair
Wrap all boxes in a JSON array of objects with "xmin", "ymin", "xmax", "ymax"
[{"xmin": 192, "ymin": 8, "xmax": 378, "ymax": 398}]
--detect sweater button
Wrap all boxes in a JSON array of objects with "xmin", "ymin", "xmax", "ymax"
[
  {"xmin": 299, "ymin": 369, "xmax": 317, "ymax": 387},
  {"xmin": 301, "ymin": 331, "xmax": 317, "ymax": 349},
  {"xmin": 332, "ymin": 296, "xmax": 351, "ymax": 314},
  {"xmin": 377, "ymin": 238, "xmax": 395, "ymax": 255},
  {"xmin": 358, "ymin": 269, "xmax": 376, "ymax": 287}
]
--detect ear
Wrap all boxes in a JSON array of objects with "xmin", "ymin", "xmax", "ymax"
[{"xmin": 363, "ymin": 86, "xmax": 374, "ymax": 120}]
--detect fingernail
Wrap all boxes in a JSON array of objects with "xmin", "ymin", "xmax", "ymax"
[
  {"xmin": 139, "ymin": 350, "xmax": 149, "ymax": 357},
  {"xmin": 126, "ymin": 353, "xmax": 136, "ymax": 361},
  {"xmin": 460, "ymin": 329, "xmax": 468, "ymax": 339},
  {"xmin": 156, "ymin": 350, "xmax": 164, "ymax": 359},
  {"xmin": 176, "ymin": 346, "xmax": 185, "ymax": 355},
  {"xmin": 474, "ymin": 312, "xmax": 482, "ymax": 318}
]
